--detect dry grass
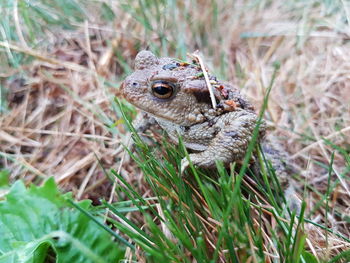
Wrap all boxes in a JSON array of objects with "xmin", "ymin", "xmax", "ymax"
[
  {"xmin": 1, "ymin": 29, "xmax": 124, "ymax": 201},
  {"xmin": 1, "ymin": 0, "xmax": 349, "ymax": 261}
]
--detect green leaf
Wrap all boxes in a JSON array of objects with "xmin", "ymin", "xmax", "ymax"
[
  {"xmin": 0, "ymin": 178, "xmax": 125, "ymax": 263},
  {"xmin": 301, "ymin": 251, "xmax": 319, "ymax": 263},
  {"xmin": 0, "ymin": 170, "xmax": 9, "ymax": 188}
]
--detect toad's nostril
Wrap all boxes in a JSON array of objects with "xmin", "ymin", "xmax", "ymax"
[{"xmin": 132, "ymin": 82, "xmax": 138, "ymax": 87}]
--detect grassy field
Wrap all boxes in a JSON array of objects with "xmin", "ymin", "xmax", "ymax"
[{"xmin": 0, "ymin": 0, "xmax": 350, "ymax": 262}]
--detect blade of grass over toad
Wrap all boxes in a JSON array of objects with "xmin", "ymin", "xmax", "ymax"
[
  {"xmin": 67, "ymin": 199, "xmax": 135, "ymax": 249},
  {"xmin": 212, "ymin": 62, "xmax": 280, "ymax": 262},
  {"xmin": 257, "ymin": 147, "xmax": 282, "ymax": 210},
  {"xmin": 257, "ymin": 144, "xmax": 285, "ymax": 203}
]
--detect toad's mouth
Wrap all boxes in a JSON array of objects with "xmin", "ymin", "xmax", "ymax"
[{"xmin": 127, "ymin": 99, "xmax": 180, "ymax": 124}]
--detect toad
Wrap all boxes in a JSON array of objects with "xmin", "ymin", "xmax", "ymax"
[
  {"xmin": 119, "ymin": 50, "xmax": 300, "ymax": 204},
  {"xmin": 120, "ymin": 50, "xmax": 267, "ymax": 173},
  {"xmin": 119, "ymin": 50, "xmax": 300, "ymax": 210}
]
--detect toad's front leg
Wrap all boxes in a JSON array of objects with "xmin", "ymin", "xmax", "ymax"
[{"xmin": 181, "ymin": 110, "xmax": 264, "ymax": 172}]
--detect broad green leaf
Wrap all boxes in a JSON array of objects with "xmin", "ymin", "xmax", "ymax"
[
  {"xmin": 0, "ymin": 170, "xmax": 9, "ymax": 188},
  {"xmin": 0, "ymin": 178, "xmax": 125, "ymax": 263},
  {"xmin": 301, "ymin": 251, "xmax": 319, "ymax": 263}
]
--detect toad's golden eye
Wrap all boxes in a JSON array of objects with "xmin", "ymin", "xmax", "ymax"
[{"xmin": 151, "ymin": 80, "xmax": 175, "ymax": 99}]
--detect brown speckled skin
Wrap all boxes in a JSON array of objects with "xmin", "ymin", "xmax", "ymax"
[{"xmin": 120, "ymin": 50, "xmax": 266, "ymax": 169}]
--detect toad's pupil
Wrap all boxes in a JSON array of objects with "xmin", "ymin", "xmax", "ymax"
[
  {"xmin": 151, "ymin": 81, "xmax": 175, "ymax": 99},
  {"xmin": 153, "ymin": 85, "xmax": 171, "ymax": 95}
]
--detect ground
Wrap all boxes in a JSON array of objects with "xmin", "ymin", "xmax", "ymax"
[{"xmin": 0, "ymin": 1, "xmax": 349, "ymax": 262}]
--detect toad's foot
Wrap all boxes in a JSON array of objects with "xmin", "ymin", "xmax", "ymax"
[{"xmin": 180, "ymin": 158, "xmax": 190, "ymax": 174}]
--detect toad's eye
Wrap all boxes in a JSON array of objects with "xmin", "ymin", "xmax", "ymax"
[{"xmin": 151, "ymin": 80, "xmax": 175, "ymax": 99}]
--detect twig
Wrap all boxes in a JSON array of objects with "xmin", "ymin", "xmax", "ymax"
[
  {"xmin": 191, "ymin": 51, "xmax": 217, "ymax": 109},
  {"xmin": 0, "ymin": 41, "xmax": 89, "ymax": 73},
  {"xmin": 2, "ymin": 127, "xmax": 113, "ymax": 141}
]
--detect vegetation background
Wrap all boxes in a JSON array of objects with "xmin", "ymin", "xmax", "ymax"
[{"xmin": 0, "ymin": 0, "xmax": 349, "ymax": 262}]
